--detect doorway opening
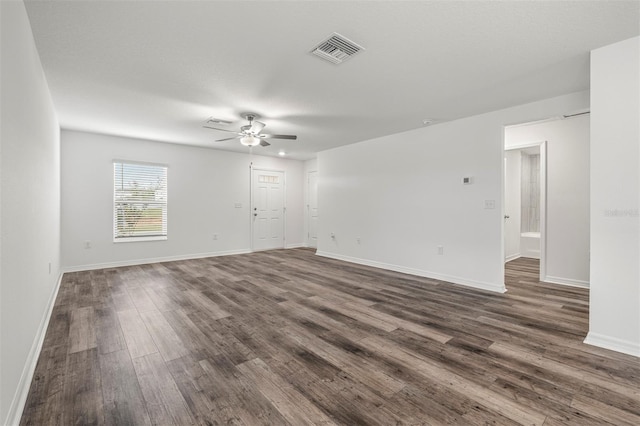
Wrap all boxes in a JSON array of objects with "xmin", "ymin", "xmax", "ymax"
[{"xmin": 503, "ymin": 140, "xmax": 547, "ymax": 283}]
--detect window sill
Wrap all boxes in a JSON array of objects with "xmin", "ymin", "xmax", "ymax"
[{"xmin": 113, "ymin": 236, "xmax": 167, "ymax": 243}]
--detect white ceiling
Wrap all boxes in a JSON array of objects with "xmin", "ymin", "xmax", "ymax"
[{"xmin": 24, "ymin": 0, "xmax": 639, "ymax": 160}]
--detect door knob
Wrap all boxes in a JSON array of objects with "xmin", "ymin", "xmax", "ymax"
[{"xmin": 254, "ymin": 213, "xmax": 257, "ymax": 217}]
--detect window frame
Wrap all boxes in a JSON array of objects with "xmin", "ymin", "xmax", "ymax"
[{"xmin": 113, "ymin": 160, "xmax": 168, "ymax": 243}]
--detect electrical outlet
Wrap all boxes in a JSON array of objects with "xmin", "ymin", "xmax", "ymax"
[
  {"xmin": 330, "ymin": 232, "xmax": 335, "ymax": 239},
  {"xmin": 437, "ymin": 246, "xmax": 444, "ymax": 255},
  {"xmin": 356, "ymin": 237, "xmax": 361, "ymax": 244},
  {"xmin": 484, "ymin": 200, "xmax": 496, "ymax": 209},
  {"xmin": 213, "ymin": 234, "xmax": 218, "ymax": 240},
  {"xmin": 84, "ymin": 240, "xmax": 92, "ymax": 249}
]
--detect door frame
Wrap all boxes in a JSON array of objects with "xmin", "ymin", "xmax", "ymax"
[
  {"xmin": 250, "ymin": 166, "xmax": 287, "ymax": 251},
  {"xmin": 306, "ymin": 170, "xmax": 318, "ymax": 248},
  {"xmin": 503, "ymin": 140, "xmax": 547, "ymax": 282}
]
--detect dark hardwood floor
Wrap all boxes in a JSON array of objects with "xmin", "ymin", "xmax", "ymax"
[{"xmin": 21, "ymin": 250, "xmax": 640, "ymax": 425}]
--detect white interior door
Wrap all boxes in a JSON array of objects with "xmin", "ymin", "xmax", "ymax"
[
  {"xmin": 307, "ymin": 171, "xmax": 318, "ymax": 248},
  {"xmin": 504, "ymin": 151, "xmax": 522, "ymax": 261},
  {"xmin": 252, "ymin": 169, "xmax": 285, "ymax": 251}
]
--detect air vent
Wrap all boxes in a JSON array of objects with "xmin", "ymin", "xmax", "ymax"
[{"xmin": 310, "ymin": 33, "xmax": 364, "ymax": 64}]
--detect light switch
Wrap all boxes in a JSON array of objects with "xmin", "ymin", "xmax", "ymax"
[{"xmin": 484, "ymin": 200, "xmax": 496, "ymax": 209}]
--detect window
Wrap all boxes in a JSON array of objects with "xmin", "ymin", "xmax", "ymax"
[
  {"xmin": 259, "ymin": 174, "xmax": 280, "ymax": 184},
  {"xmin": 113, "ymin": 161, "xmax": 167, "ymax": 241}
]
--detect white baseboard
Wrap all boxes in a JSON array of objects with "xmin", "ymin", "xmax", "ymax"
[
  {"xmin": 61, "ymin": 249, "xmax": 252, "ymax": 273},
  {"xmin": 62, "ymin": 245, "xmax": 318, "ymax": 273},
  {"xmin": 5, "ymin": 272, "xmax": 64, "ymax": 426},
  {"xmin": 522, "ymin": 253, "xmax": 541, "ymax": 259},
  {"xmin": 316, "ymin": 251, "xmax": 506, "ymax": 294},
  {"xmin": 285, "ymin": 243, "xmax": 307, "ymax": 249},
  {"xmin": 505, "ymin": 253, "xmax": 521, "ymax": 263},
  {"xmin": 584, "ymin": 331, "xmax": 640, "ymax": 358},
  {"xmin": 543, "ymin": 275, "xmax": 589, "ymax": 289}
]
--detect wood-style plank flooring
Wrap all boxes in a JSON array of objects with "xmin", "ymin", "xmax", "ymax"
[{"xmin": 21, "ymin": 250, "xmax": 640, "ymax": 425}]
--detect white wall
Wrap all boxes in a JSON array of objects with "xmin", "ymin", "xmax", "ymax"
[
  {"xmin": 505, "ymin": 115, "xmax": 590, "ymax": 286},
  {"xmin": 61, "ymin": 130, "xmax": 304, "ymax": 270},
  {"xmin": 0, "ymin": 1, "xmax": 61, "ymax": 424},
  {"xmin": 587, "ymin": 36, "xmax": 640, "ymax": 357},
  {"xmin": 317, "ymin": 91, "xmax": 589, "ymax": 293}
]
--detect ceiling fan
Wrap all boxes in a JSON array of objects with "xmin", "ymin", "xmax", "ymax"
[{"xmin": 203, "ymin": 113, "xmax": 297, "ymax": 147}]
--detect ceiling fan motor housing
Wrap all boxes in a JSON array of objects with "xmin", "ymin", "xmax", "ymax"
[{"xmin": 242, "ymin": 113, "xmax": 259, "ymax": 122}]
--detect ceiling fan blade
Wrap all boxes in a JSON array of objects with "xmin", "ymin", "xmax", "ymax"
[
  {"xmin": 260, "ymin": 134, "xmax": 297, "ymax": 140},
  {"xmin": 259, "ymin": 140, "xmax": 271, "ymax": 147},
  {"xmin": 203, "ymin": 125, "xmax": 239, "ymax": 134},
  {"xmin": 215, "ymin": 136, "xmax": 240, "ymax": 142},
  {"xmin": 206, "ymin": 117, "xmax": 232, "ymax": 125},
  {"xmin": 250, "ymin": 120, "xmax": 266, "ymax": 134}
]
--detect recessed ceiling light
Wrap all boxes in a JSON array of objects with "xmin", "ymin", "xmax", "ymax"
[
  {"xmin": 278, "ymin": 151, "xmax": 286, "ymax": 156},
  {"xmin": 422, "ymin": 119, "xmax": 434, "ymax": 125}
]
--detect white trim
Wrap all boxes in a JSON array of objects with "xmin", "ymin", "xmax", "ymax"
[
  {"xmin": 506, "ymin": 117, "xmax": 563, "ymax": 128},
  {"xmin": 5, "ymin": 272, "xmax": 64, "ymax": 426},
  {"xmin": 306, "ymin": 170, "xmax": 318, "ymax": 249},
  {"xmin": 543, "ymin": 275, "xmax": 590, "ymax": 288},
  {"xmin": 316, "ymin": 251, "xmax": 506, "ymax": 294},
  {"xmin": 285, "ymin": 243, "xmax": 307, "ymax": 249},
  {"xmin": 504, "ymin": 140, "xmax": 547, "ymax": 151},
  {"xmin": 539, "ymin": 141, "xmax": 547, "ymax": 281},
  {"xmin": 112, "ymin": 158, "xmax": 169, "ymax": 168},
  {"xmin": 61, "ymin": 249, "xmax": 251, "ymax": 272},
  {"xmin": 505, "ymin": 253, "xmax": 521, "ymax": 263},
  {"xmin": 252, "ymin": 246, "xmax": 306, "ymax": 252},
  {"xmin": 113, "ymin": 235, "xmax": 167, "ymax": 243},
  {"xmin": 584, "ymin": 332, "xmax": 640, "ymax": 358}
]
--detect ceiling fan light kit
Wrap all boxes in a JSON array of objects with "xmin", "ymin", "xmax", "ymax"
[{"xmin": 241, "ymin": 135, "xmax": 261, "ymax": 147}]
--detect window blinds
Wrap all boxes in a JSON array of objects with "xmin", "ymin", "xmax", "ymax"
[{"xmin": 113, "ymin": 162, "xmax": 167, "ymax": 240}]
